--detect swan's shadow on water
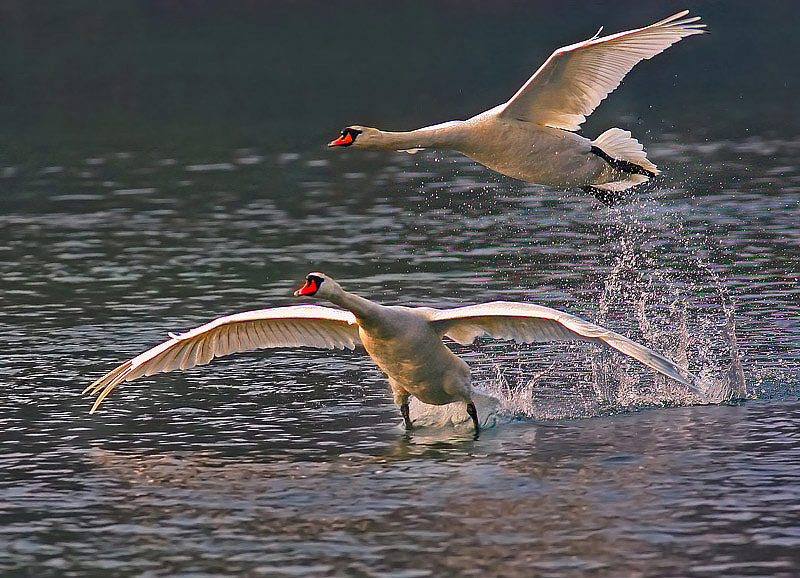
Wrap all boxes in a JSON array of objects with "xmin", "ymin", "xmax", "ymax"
[
  {"xmin": 83, "ymin": 407, "xmax": 586, "ymax": 493},
  {"xmin": 84, "ymin": 419, "xmax": 539, "ymax": 492},
  {"xmin": 85, "ymin": 400, "xmax": 713, "ymax": 501},
  {"xmin": 81, "ymin": 397, "xmax": 745, "ymax": 521}
]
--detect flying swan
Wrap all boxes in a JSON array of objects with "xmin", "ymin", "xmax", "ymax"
[
  {"xmin": 85, "ymin": 273, "xmax": 707, "ymax": 431},
  {"xmin": 329, "ymin": 11, "xmax": 705, "ymax": 205}
]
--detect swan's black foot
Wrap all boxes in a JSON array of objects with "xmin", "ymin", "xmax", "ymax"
[
  {"xmin": 583, "ymin": 185, "xmax": 623, "ymax": 207},
  {"xmin": 401, "ymin": 402, "xmax": 413, "ymax": 430},
  {"xmin": 590, "ymin": 145, "xmax": 656, "ymax": 178},
  {"xmin": 466, "ymin": 402, "xmax": 480, "ymax": 435}
]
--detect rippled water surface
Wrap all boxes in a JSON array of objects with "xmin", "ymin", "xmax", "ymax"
[{"xmin": 2, "ymin": 3, "xmax": 800, "ymax": 577}]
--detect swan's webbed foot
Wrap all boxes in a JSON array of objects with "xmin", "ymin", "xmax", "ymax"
[
  {"xmin": 583, "ymin": 185, "xmax": 622, "ymax": 207},
  {"xmin": 400, "ymin": 402, "xmax": 413, "ymax": 430},
  {"xmin": 466, "ymin": 402, "xmax": 480, "ymax": 435}
]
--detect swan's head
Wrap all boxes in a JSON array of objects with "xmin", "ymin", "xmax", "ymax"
[
  {"xmin": 328, "ymin": 126, "xmax": 379, "ymax": 149},
  {"xmin": 294, "ymin": 272, "xmax": 339, "ymax": 299}
]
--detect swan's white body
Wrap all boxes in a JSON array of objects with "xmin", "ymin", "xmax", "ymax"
[
  {"xmin": 330, "ymin": 11, "xmax": 705, "ymax": 201},
  {"xmin": 421, "ymin": 113, "xmax": 612, "ymax": 188},
  {"xmin": 85, "ymin": 273, "xmax": 707, "ymax": 430}
]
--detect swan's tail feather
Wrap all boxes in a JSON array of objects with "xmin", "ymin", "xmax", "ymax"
[
  {"xmin": 587, "ymin": 128, "xmax": 659, "ymax": 205},
  {"xmin": 592, "ymin": 128, "xmax": 659, "ymax": 176}
]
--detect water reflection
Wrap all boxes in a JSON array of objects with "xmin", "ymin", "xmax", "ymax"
[{"xmin": 4, "ymin": 401, "xmax": 797, "ymax": 576}]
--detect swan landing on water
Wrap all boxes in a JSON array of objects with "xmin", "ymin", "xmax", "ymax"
[
  {"xmin": 329, "ymin": 11, "xmax": 705, "ymax": 205},
  {"xmin": 85, "ymin": 273, "xmax": 708, "ymax": 433}
]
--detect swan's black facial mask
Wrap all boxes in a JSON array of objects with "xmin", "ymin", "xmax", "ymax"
[
  {"xmin": 328, "ymin": 128, "xmax": 362, "ymax": 147},
  {"xmin": 294, "ymin": 275, "xmax": 324, "ymax": 296}
]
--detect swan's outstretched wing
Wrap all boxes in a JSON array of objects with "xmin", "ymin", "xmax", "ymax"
[
  {"xmin": 499, "ymin": 11, "xmax": 705, "ymax": 131},
  {"xmin": 85, "ymin": 305, "xmax": 361, "ymax": 413},
  {"xmin": 429, "ymin": 301, "xmax": 707, "ymax": 399}
]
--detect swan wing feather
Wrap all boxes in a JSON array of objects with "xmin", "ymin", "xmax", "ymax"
[
  {"xmin": 430, "ymin": 301, "xmax": 707, "ymax": 399},
  {"xmin": 498, "ymin": 11, "xmax": 705, "ymax": 130},
  {"xmin": 85, "ymin": 305, "xmax": 361, "ymax": 413}
]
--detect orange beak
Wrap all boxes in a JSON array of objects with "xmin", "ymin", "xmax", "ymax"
[
  {"xmin": 294, "ymin": 278, "xmax": 318, "ymax": 296},
  {"xmin": 328, "ymin": 132, "xmax": 354, "ymax": 147}
]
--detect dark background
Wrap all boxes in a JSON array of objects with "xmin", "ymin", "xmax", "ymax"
[{"xmin": 1, "ymin": 0, "xmax": 797, "ymax": 161}]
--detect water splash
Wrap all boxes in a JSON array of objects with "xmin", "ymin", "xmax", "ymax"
[
  {"xmin": 594, "ymin": 204, "xmax": 747, "ymax": 405},
  {"xmin": 411, "ymin": 190, "xmax": 752, "ymax": 427}
]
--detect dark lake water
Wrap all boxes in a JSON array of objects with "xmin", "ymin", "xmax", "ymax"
[{"xmin": 1, "ymin": 2, "xmax": 799, "ymax": 576}]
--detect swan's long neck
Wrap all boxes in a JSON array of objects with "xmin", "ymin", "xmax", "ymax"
[
  {"xmin": 371, "ymin": 120, "xmax": 467, "ymax": 150},
  {"xmin": 326, "ymin": 286, "xmax": 383, "ymax": 324}
]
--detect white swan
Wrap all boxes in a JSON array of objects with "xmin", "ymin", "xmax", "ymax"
[
  {"xmin": 85, "ymin": 273, "xmax": 707, "ymax": 430},
  {"xmin": 329, "ymin": 11, "xmax": 705, "ymax": 204}
]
